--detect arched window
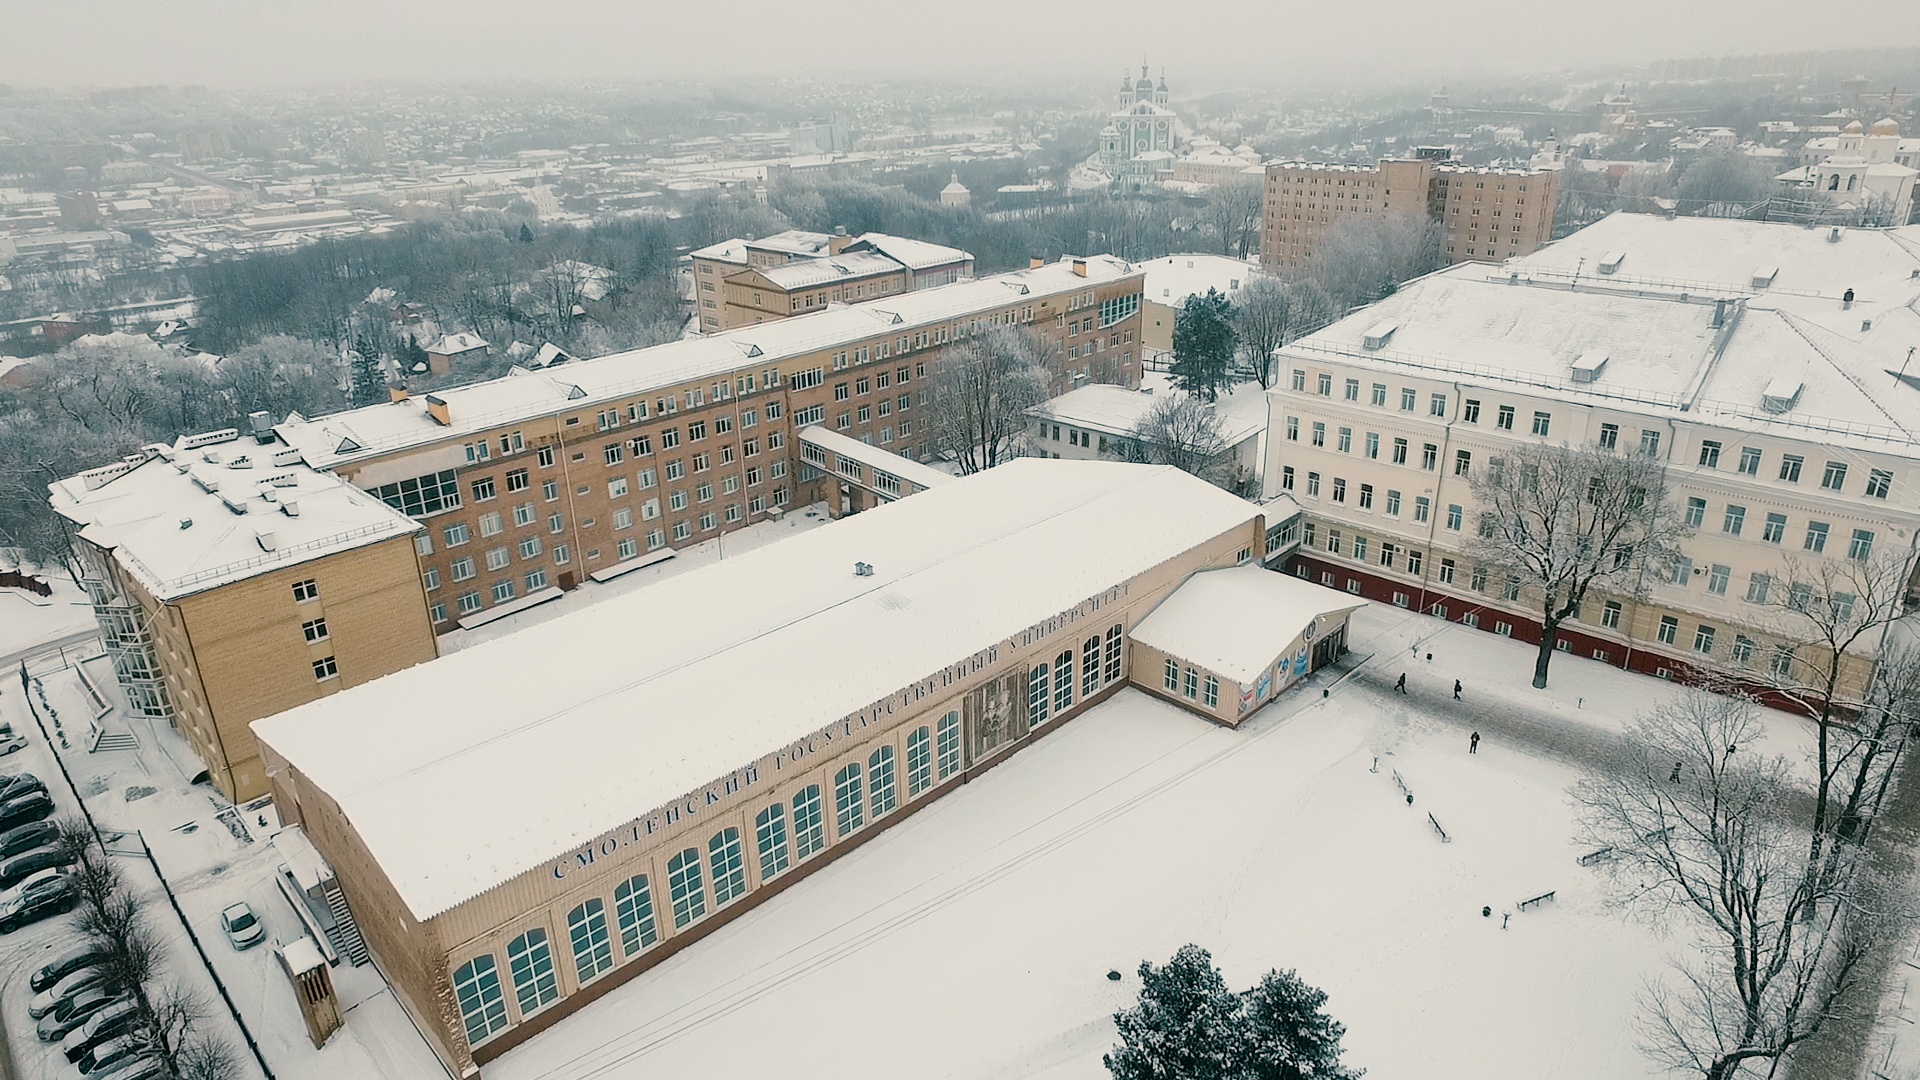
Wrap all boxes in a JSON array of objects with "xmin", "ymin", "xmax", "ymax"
[
  {"xmin": 869, "ymin": 746, "xmax": 897, "ymax": 818},
  {"xmin": 452, "ymin": 954, "xmax": 508, "ymax": 1047},
  {"xmin": 792, "ymin": 784, "xmax": 826, "ymax": 858},
  {"xmin": 756, "ymin": 803, "xmax": 791, "ymax": 880},
  {"xmin": 1027, "ymin": 663, "xmax": 1050, "ymax": 727},
  {"xmin": 708, "ymin": 827, "xmax": 746, "ymax": 905},
  {"xmin": 565, "ymin": 899, "xmax": 613, "ymax": 986},
  {"xmin": 1829, "ymin": 174, "xmax": 1841, "ymax": 191},
  {"xmin": 666, "ymin": 848, "xmax": 707, "ymax": 929},
  {"xmin": 1082, "ymin": 636, "xmax": 1101, "ymax": 697},
  {"xmin": 1053, "ymin": 651, "xmax": 1074, "ymax": 713},
  {"xmin": 936, "ymin": 711, "xmax": 961, "ymax": 779},
  {"xmin": 1203, "ymin": 674, "xmax": 1220, "ymax": 708},
  {"xmin": 1104, "ymin": 623, "xmax": 1123, "ymax": 682},
  {"xmin": 505, "ymin": 929, "xmax": 559, "ymax": 1017},
  {"xmin": 612, "ymin": 875, "xmax": 658, "ymax": 955},
  {"xmin": 905, "ymin": 726, "xmax": 933, "ymax": 796},
  {"xmin": 1848, "ymin": 175, "xmax": 1859, "ymax": 191},
  {"xmin": 1164, "ymin": 658, "xmax": 1179, "ymax": 691},
  {"xmin": 834, "ymin": 762, "xmax": 865, "ymax": 836}
]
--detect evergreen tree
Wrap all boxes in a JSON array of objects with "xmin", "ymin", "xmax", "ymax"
[
  {"xmin": 518, "ymin": 223, "xmax": 535, "ymax": 243},
  {"xmin": 347, "ymin": 340, "xmax": 387, "ymax": 408},
  {"xmin": 404, "ymin": 333, "xmax": 429, "ymax": 373},
  {"xmin": 1105, "ymin": 945, "xmax": 1243, "ymax": 1080},
  {"xmin": 1170, "ymin": 288, "xmax": 1237, "ymax": 403},
  {"xmin": 1238, "ymin": 969, "xmax": 1363, "ymax": 1080}
]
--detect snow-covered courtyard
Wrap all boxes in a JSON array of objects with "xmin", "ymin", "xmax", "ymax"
[{"xmin": 486, "ymin": 605, "xmax": 1787, "ymax": 1080}]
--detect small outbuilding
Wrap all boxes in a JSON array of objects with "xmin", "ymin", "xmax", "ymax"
[{"xmin": 1129, "ymin": 565, "xmax": 1363, "ymax": 724}]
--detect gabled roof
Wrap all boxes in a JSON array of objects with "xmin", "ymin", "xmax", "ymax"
[{"xmin": 1131, "ymin": 566, "xmax": 1363, "ymax": 683}]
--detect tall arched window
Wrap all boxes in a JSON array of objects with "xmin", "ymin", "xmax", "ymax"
[
  {"xmin": 936, "ymin": 712, "xmax": 961, "ymax": 779},
  {"xmin": 905, "ymin": 726, "xmax": 933, "ymax": 796},
  {"xmin": 505, "ymin": 929, "xmax": 559, "ymax": 1017},
  {"xmin": 565, "ymin": 900, "xmax": 613, "ymax": 986},
  {"xmin": 1054, "ymin": 651, "xmax": 1074, "ymax": 714},
  {"xmin": 452, "ymin": 954, "xmax": 508, "ymax": 1047},
  {"xmin": 1203, "ymin": 674, "xmax": 1220, "ymax": 708},
  {"xmin": 755, "ymin": 803, "xmax": 791, "ymax": 879},
  {"xmin": 792, "ymin": 784, "xmax": 826, "ymax": 858},
  {"xmin": 869, "ymin": 746, "xmax": 897, "ymax": 818},
  {"xmin": 1082, "ymin": 636, "xmax": 1100, "ymax": 697},
  {"xmin": 1028, "ymin": 663, "xmax": 1050, "ymax": 727},
  {"xmin": 834, "ymin": 762, "xmax": 865, "ymax": 836},
  {"xmin": 612, "ymin": 874, "xmax": 658, "ymax": 956},
  {"xmin": 1104, "ymin": 624, "xmax": 1123, "ymax": 682},
  {"xmin": 666, "ymin": 848, "xmax": 707, "ymax": 929},
  {"xmin": 709, "ymin": 827, "xmax": 747, "ymax": 905}
]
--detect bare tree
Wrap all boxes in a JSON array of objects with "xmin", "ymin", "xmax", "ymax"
[
  {"xmin": 1575, "ymin": 691, "xmax": 1883, "ymax": 1080},
  {"xmin": 1466, "ymin": 441, "xmax": 1687, "ymax": 688},
  {"xmin": 1308, "ymin": 211, "xmax": 1443, "ymax": 311},
  {"xmin": 1200, "ymin": 176, "xmax": 1264, "ymax": 259},
  {"xmin": 172, "ymin": 1031, "xmax": 242, "ymax": 1080},
  {"xmin": 1232, "ymin": 275, "xmax": 1335, "ymax": 389},
  {"xmin": 922, "ymin": 326, "xmax": 1054, "ymax": 474},
  {"xmin": 1107, "ymin": 395, "xmax": 1243, "ymax": 493},
  {"xmin": 1739, "ymin": 551, "xmax": 1920, "ymax": 863}
]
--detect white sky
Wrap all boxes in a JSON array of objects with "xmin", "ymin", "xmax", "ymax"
[{"xmin": 3, "ymin": 0, "xmax": 1918, "ymax": 89}]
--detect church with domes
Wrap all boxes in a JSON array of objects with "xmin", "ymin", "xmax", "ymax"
[{"xmin": 1096, "ymin": 64, "xmax": 1182, "ymax": 186}]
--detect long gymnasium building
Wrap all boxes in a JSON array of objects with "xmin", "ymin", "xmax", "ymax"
[{"xmin": 251, "ymin": 460, "xmax": 1359, "ymax": 1075}]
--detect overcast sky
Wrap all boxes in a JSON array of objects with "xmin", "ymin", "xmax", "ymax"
[{"xmin": 4, "ymin": 0, "xmax": 1919, "ymax": 89}]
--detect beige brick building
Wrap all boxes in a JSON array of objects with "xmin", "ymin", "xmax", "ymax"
[
  {"xmin": 250, "ymin": 460, "xmax": 1373, "ymax": 1074},
  {"xmin": 1259, "ymin": 157, "xmax": 1559, "ymax": 275},
  {"xmin": 272, "ymin": 255, "xmax": 1145, "ymax": 633},
  {"xmin": 50, "ymin": 436, "xmax": 438, "ymax": 801},
  {"xmin": 690, "ymin": 229, "xmax": 973, "ymax": 333}
]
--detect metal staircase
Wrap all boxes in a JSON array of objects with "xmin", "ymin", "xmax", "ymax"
[{"xmin": 320, "ymin": 882, "xmax": 371, "ymax": 966}]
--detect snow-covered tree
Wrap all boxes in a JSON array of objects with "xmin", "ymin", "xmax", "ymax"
[
  {"xmin": 1238, "ymin": 968, "xmax": 1363, "ymax": 1080},
  {"xmin": 1233, "ymin": 276, "xmax": 1335, "ymax": 389},
  {"xmin": 922, "ymin": 325, "xmax": 1052, "ymax": 474},
  {"xmin": 1171, "ymin": 289, "xmax": 1237, "ymax": 403},
  {"xmin": 1106, "ymin": 945, "xmax": 1243, "ymax": 1080},
  {"xmin": 1108, "ymin": 394, "xmax": 1243, "ymax": 493}
]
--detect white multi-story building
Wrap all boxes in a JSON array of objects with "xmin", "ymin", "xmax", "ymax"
[
  {"xmin": 1779, "ymin": 118, "xmax": 1920, "ymax": 226},
  {"xmin": 1261, "ymin": 212, "xmax": 1920, "ymax": 697}
]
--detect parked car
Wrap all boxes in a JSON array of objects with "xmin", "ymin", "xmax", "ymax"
[
  {"xmin": 64, "ymin": 1000, "xmax": 145, "ymax": 1063},
  {"xmin": 0, "ymin": 731, "xmax": 25, "ymax": 757},
  {"xmin": 0, "ymin": 772, "xmax": 46, "ymax": 803},
  {"xmin": 220, "ymin": 901, "xmax": 264, "ymax": 950},
  {"xmin": 37, "ymin": 987, "xmax": 124, "ymax": 1041},
  {"xmin": 0, "ymin": 790, "xmax": 54, "ymax": 833},
  {"xmin": 0, "ymin": 819, "xmax": 58, "ymax": 860},
  {"xmin": 91, "ymin": 1054, "xmax": 165, "ymax": 1080},
  {"xmin": 0, "ymin": 872, "xmax": 75, "ymax": 934},
  {"xmin": 0, "ymin": 844, "xmax": 73, "ymax": 891},
  {"xmin": 28, "ymin": 963, "xmax": 107, "ymax": 1018},
  {"xmin": 78, "ymin": 1033, "xmax": 151, "ymax": 1076},
  {"xmin": 30, "ymin": 942, "xmax": 106, "ymax": 993}
]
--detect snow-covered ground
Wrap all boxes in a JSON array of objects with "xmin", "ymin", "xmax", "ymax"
[
  {"xmin": 485, "ymin": 603, "xmax": 1797, "ymax": 1080},
  {"xmin": 443, "ymin": 502, "xmax": 833, "ymax": 651},
  {"xmin": 0, "ymin": 570, "xmax": 97, "ymax": 662}
]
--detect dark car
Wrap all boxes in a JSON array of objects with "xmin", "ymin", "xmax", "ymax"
[
  {"xmin": 92, "ymin": 1055, "xmax": 165, "ymax": 1080},
  {"xmin": 0, "ymin": 790, "xmax": 54, "ymax": 833},
  {"xmin": 0, "ymin": 873, "xmax": 75, "ymax": 935},
  {"xmin": 0, "ymin": 820, "xmax": 58, "ymax": 860},
  {"xmin": 0, "ymin": 773, "xmax": 46, "ymax": 803},
  {"xmin": 30, "ymin": 941, "xmax": 106, "ymax": 993},
  {"xmin": 78, "ymin": 1033, "xmax": 151, "ymax": 1076},
  {"xmin": 0, "ymin": 845, "xmax": 73, "ymax": 891},
  {"xmin": 37, "ymin": 986, "xmax": 123, "ymax": 1041},
  {"xmin": 64, "ymin": 1000, "xmax": 145, "ymax": 1063}
]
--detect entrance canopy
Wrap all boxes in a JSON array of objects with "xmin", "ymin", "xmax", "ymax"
[{"xmin": 1132, "ymin": 566, "xmax": 1364, "ymax": 685}]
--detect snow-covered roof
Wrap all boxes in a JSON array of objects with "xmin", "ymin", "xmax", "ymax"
[
  {"xmin": 275, "ymin": 255, "xmax": 1142, "ymax": 469},
  {"xmin": 428, "ymin": 332, "xmax": 488, "ymax": 355},
  {"xmin": 745, "ymin": 229, "xmax": 832, "ymax": 257},
  {"xmin": 251, "ymin": 460, "xmax": 1261, "ymax": 921},
  {"xmin": 1141, "ymin": 253, "xmax": 1262, "ymax": 309},
  {"xmin": 1032, "ymin": 383, "xmax": 1267, "ymax": 446},
  {"xmin": 847, "ymin": 232, "xmax": 972, "ymax": 271},
  {"xmin": 688, "ymin": 238, "xmax": 748, "ymax": 264},
  {"xmin": 49, "ymin": 438, "xmax": 420, "ymax": 603},
  {"xmin": 1131, "ymin": 565, "xmax": 1363, "ymax": 683},
  {"xmin": 754, "ymin": 252, "xmax": 904, "ymax": 290},
  {"xmin": 798, "ymin": 424, "xmax": 952, "ymax": 491}
]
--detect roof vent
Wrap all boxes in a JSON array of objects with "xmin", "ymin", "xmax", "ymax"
[
  {"xmin": 248, "ymin": 410, "xmax": 274, "ymax": 443},
  {"xmin": 1751, "ymin": 266, "xmax": 1778, "ymax": 288},
  {"xmin": 254, "ymin": 530, "xmax": 277, "ymax": 552},
  {"xmin": 178, "ymin": 518, "xmax": 192, "ymax": 530},
  {"xmin": 1761, "ymin": 378, "xmax": 1804, "ymax": 413},
  {"xmin": 271, "ymin": 449, "xmax": 303, "ymax": 468},
  {"xmin": 1829, "ymin": 227, "xmax": 1843, "ymax": 243},
  {"xmin": 178, "ymin": 428, "xmax": 240, "ymax": 451},
  {"xmin": 1361, "ymin": 321, "xmax": 1398, "ymax": 349},
  {"xmin": 280, "ymin": 500, "xmax": 301, "ymax": 517},
  {"xmin": 1570, "ymin": 352, "xmax": 1609, "ymax": 383},
  {"xmin": 853, "ymin": 561, "xmax": 874, "ymax": 577},
  {"xmin": 219, "ymin": 492, "xmax": 250, "ymax": 515},
  {"xmin": 1597, "ymin": 251, "xmax": 1625, "ymax": 274}
]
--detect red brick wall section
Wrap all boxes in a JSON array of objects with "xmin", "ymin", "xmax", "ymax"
[{"xmin": 0, "ymin": 570, "xmax": 52, "ymax": 597}]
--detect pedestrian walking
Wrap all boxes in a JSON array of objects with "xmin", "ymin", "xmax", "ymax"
[
  {"xmin": 1453, "ymin": 678, "xmax": 1462, "ymax": 700},
  {"xmin": 1670, "ymin": 761, "xmax": 1683, "ymax": 782},
  {"xmin": 1469, "ymin": 730, "xmax": 1480, "ymax": 754},
  {"xmin": 1395, "ymin": 672, "xmax": 1408, "ymax": 694}
]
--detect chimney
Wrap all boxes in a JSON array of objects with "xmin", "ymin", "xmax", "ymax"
[
  {"xmin": 254, "ymin": 529, "xmax": 278, "ymax": 552},
  {"xmin": 424, "ymin": 394, "xmax": 451, "ymax": 426},
  {"xmin": 1071, "ymin": 258, "xmax": 1088, "ymax": 278},
  {"xmin": 1029, "ymin": 255, "xmax": 1044, "ymax": 269},
  {"xmin": 1710, "ymin": 299, "xmax": 1727, "ymax": 328},
  {"xmin": 248, "ymin": 410, "xmax": 274, "ymax": 444},
  {"xmin": 1842, "ymin": 288, "xmax": 1855, "ymax": 310},
  {"xmin": 829, "ymin": 225, "xmax": 851, "ymax": 255},
  {"xmin": 389, "ymin": 384, "xmax": 410, "ymax": 404}
]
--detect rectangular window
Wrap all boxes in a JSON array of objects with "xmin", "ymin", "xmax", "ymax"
[
  {"xmin": 1850, "ymin": 529, "xmax": 1875, "ymax": 561},
  {"xmin": 456, "ymin": 590, "xmax": 481, "ymax": 614},
  {"xmin": 1698, "ymin": 441, "xmax": 1721, "ymax": 468},
  {"xmin": 1414, "ymin": 496, "xmax": 1430, "ymax": 523},
  {"xmin": 1496, "ymin": 404, "xmax": 1515, "ymax": 430},
  {"xmin": 301, "ymin": 617, "xmax": 328, "ymax": 643},
  {"xmin": 1365, "ymin": 432, "xmax": 1379, "ymax": 459},
  {"xmin": 1446, "ymin": 504, "xmax": 1462, "ymax": 530},
  {"xmin": 1332, "ymin": 478, "xmax": 1346, "ymax": 503},
  {"xmin": 1337, "ymin": 427, "xmax": 1352, "ymax": 453},
  {"xmin": 1732, "ymin": 635, "xmax": 1755, "ymax": 665},
  {"xmin": 477, "ymin": 511, "xmax": 503, "ymax": 537},
  {"xmin": 1722, "ymin": 505, "xmax": 1744, "ymax": 536},
  {"xmin": 505, "ymin": 468, "xmax": 529, "ymax": 492},
  {"xmin": 1707, "ymin": 564, "xmax": 1730, "ymax": 595},
  {"xmin": 1344, "ymin": 378, "xmax": 1360, "ymax": 401},
  {"xmin": 312, "ymin": 655, "xmax": 338, "ymax": 681},
  {"xmin": 1745, "ymin": 572, "xmax": 1770, "ymax": 603},
  {"xmin": 1286, "ymin": 417, "xmax": 1299, "ymax": 441},
  {"xmin": 1657, "ymin": 616, "xmax": 1678, "ymax": 645},
  {"xmin": 1639, "ymin": 430, "xmax": 1661, "ymax": 458},
  {"xmin": 1821, "ymin": 461, "xmax": 1848, "ymax": 491},
  {"xmin": 1290, "ymin": 369, "xmax": 1306, "ymax": 391},
  {"xmin": 1763, "ymin": 513, "xmax": 1786, "ymax": 543},
  {"xmin": 1531, "ymin": 411, "xmax": 1551, "ymax": 437},
  {"xmin": 1685, "ymin": 498, "xmax": 1706, "ymax": 528},
  {"xmin": 1281, "ymin": 466, "xmax": 1295, "ymax": 490},
  {"xmin": 422, "ymin": 567, "xmax": 440, "ymax": 591},
  {"xmin": 1805, "ymin": 521, "xmax": 1828, "ymax": 553},
  {"xmin": 1601, "ymin": 601, "xmax": 1621, "ymax": 629},
  {"xmin": 471, "ymin": 477, "xmax": 496, "ymax": 502},
  {"xmin": 486, "ymin": 547, "xmax": 510, "ymax": 571},
  {"xmin": 1311, "ymin": 422, "xmax": 1325, "ymax": 447},
  {"xmin": 1598, "ymin": 423, "xmax": 1618, "ymax": 450},
  {"xmin": 1358, "ymin": 483, "xmax": 1373, "ymax": 509},
  {"xmin": 537, "ymin": 445, "xmax": 555, "ymax": 468},
  {"xmin": 1392, "ymin": 437, "xmax": 1407, "ymax": 464},
  {"xmin": 1779, "ymin": 455, "xmax": 1803, "ymax": 483},
  {"xmin": 1371, "ymin": 383, "xmax": 1387, "ymax": 406},
  {"xmin": 371, "ymin": 470, "xmax": 462, "ymax": 518},
  {"xmin": 1385, "ymin": 489, "xmax": 1401, "ymax": 516},
  {"xmin": 1401, "ymin": 388, "xmax": 1416, "ymax": 411},
  {"xmin": 1463, "ymin": 399, "xmax": 1481, "ymax": 423},
  {"xmin": 293, "ymin": 579, "xmax": 319, "ymax": 602},
  {"xmin": 1317, "ymin": 373, "xmax": 1332, "ymax": 396},
  {"xmin": 1453, "ymin": 450, "xmax": 1471, "ymax": 476},
  {"xmin": 1439, "ymin": 558, "xmax": 1455, "ymax": 584},
  {"xmin": 1306, "ymin": 472, "xmax": 1320, "ymax": 496},
  {"xmin": 1430, "ymin": 393, "xmax": 1447, "ymax": 416},
  {"xmin": 1421, "ymin": 443, "xmax": 1437, "ymax": 470},
  {"xmin": 1867, "ymin": 469, "xmax": 1892, "ymax": 499},
  {"xmin": 450, "ymin": 557, "xmax": 475, "ymax": 582},
  {"xmin": 1738, "ymin": 446, "xmax": 1761, "ymax": 475}
]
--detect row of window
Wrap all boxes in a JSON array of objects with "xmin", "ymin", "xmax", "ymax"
[
  {"xmin": 1290, "ymin": 372, "xmax": 1447, "ymax": 417},
  {"xmin": 1680, "ymin": 498, "xmax": 1874, "ymax": 559},
  {"xmin": 1693, "ymin": 439, "xmax": 1890, "ymax": 499},
  {"xmin": 450, "ymin": 713, "xmax": 968, "ymax": 1048}
]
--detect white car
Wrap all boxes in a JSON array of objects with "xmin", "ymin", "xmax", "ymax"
[
  {"xmin": 0, "ymin": 729, "xmax": 24, "ymax": 756},
  {"xmin": 29, "ymin": 964, "xmax": 107, "ymax": 1019},
  {"xmin": 220, "ymin": 902, "xmax": 263, "ymax": 950}
]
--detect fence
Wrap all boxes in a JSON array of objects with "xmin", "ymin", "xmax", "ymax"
[{"xmin": 0, "ymin": 570, "xmax": 51, "ymax": 596}]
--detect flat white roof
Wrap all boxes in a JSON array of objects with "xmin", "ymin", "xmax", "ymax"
[
  {"xmin": 275, "ymin": 255, "xmax": 1141, "ymax": 469},
  {"xmin": 798, "ymin": 425, "xmax": 951, "ymax": 491},
  {"xmin": 252, "ymin": 460, "xmax": 1261, "ymax": 921},
  {"xmin": 1131, "ymin": 566, "xmax": 1363, "ymax": 683},
  {"xmin": 848, "ymin": 233, "xmax": 971, "ymax": 271},
  {"xmin": 1140, "ymin": 253, "xmax": 1262, "ymax": 308},
  {"xmin": 1033, "ymin": 383, "xmax": 1266, "ymax": 445},
  {"xmin": 755, "ymin": 252, "xmax": 903, "ymax": 290},
  {"xmin": 50, "ymin": 440, "xmax": 420, "ymax": 602}
]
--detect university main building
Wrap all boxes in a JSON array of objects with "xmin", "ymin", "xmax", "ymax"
[{"xmin": 252, "ymin": 461, "xmax": 1359, "ymax": 1074}]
